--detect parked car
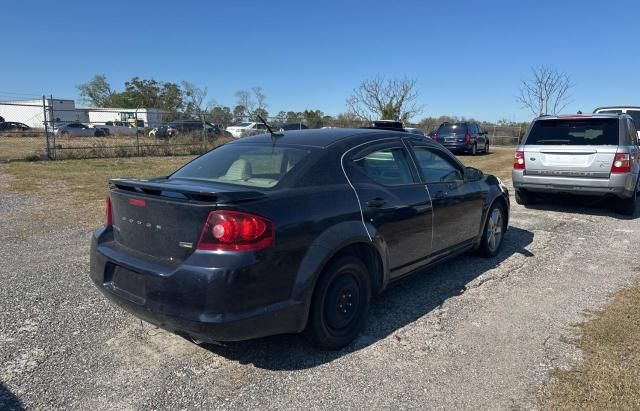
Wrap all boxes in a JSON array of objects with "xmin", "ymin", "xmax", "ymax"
[
  {"xmin": 54, "ymin": 122, "xmax": 106, "ymax": 137},
  {"xmin": 91, "ymin": 121, "xmax": 138, "ymax": 136},
  {"xmin": 512, "ymin": 113, "xmax": 639, "ymax": 215},
  {"xmin": 433, "ymin": 122, "xmax": 489, "ymax": 155},
  {"xmin": 154, "ymin": 120, "xmax": 230, "ymax": 139},
  {"xmin": 225, "ymin": 122, "xmax": 270, "ymax": 138},
  {"xmin": 278, "ymin": 122, "xmax": 308, "ymax": 131},
  {"xmin": 594, "ymin": 106, "xmax": 640, "ymax": 138},
  {"xmin": 90, "ymin": 128, "xmax": 510, "ymax": 349},
  {"xmin": 0, "ymin": 122, "xmax": 30, "ymax": 132}
]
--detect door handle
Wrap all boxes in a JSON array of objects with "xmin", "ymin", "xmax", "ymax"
[{"xmin": 365, "ymin": 198, "xmax": 387, "ymax": 208}]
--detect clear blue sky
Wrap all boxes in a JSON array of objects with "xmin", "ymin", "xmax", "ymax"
[{"xmin": 1, "ymin": 0, "xmax": 637, "ymax": 122}]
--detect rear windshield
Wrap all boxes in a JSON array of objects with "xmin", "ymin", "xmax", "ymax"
[
  {"xmin": 437, "ymin": 124, "xmax": 467, "ymax": 134},
  {"xmin": 525, "ymin": 119, "xmax": 619, "ymax": 145},
  {"xmin": 170, "ymin": 144, "xmax": 314, "ymax": 188}
]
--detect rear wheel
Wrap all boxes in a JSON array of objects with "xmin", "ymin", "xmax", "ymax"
[
  {"xmin": 305, "ymin": 256, "xmax": 371, "ymax": 350},
  {"xmin": 478, "ymin": 202, "xmax": 507, "ymax": 257},
  {"xmin": 515, "ymin": 189, "xmax": 535, "ymax": 206},
  {"xmin": 484, "ymin": 141, "xmax": 490, "ymax": 153},
  {"xmin": 471, "ymin": 143, "xmax": 478, "ymax": 156},
  {"xmin": 615, "ymin": 190, "xmax": 637, "ymax": 216}
]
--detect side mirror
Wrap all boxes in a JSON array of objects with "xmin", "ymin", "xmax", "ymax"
[{"xmin": 465, "ymin": 166, "xmax": 483, "ymax": 182}]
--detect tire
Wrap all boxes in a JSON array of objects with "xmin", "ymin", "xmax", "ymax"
[
  {"xmin": 515, "ymin": 189, "xmax": 535, "ymax": 206},
  {"xmin": 615, "ymin": 190, "xmax": 637, "ymax": 216},
  {"xmin": 305, "ymin": 256, "xmax": 372, "ymax": 350},
  {"xmin": 471, "ymin": 143, "xmax": 478, "ymax": 156},
  {"xmin": 484, "ymin": 141, "xmax": 490, "ymax": 153},
  {"xmin": 478, "ymin": 202, "xmax": 507, "ymax": 257}
]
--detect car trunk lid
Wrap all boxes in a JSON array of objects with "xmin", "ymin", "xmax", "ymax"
[{"xmin": 108, "ymin": 178, "xmax": 265, "ymax": 261}]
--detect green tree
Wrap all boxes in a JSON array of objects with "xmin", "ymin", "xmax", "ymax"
[
  {"xmin": 208, "ymin": 106, "xmax": 233, "ymax": 127},
  {"xmin": 303, "ymin": 109, "xmax": 324, "ymax": 128},
  {"xmin": 76, "ymin": 74, "xmax": 113, "ymax": 107}
]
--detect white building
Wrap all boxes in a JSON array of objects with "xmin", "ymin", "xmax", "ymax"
[
  {"xmin": 0, "ymin": 98, "xmax": 165, "ymax": 129},
  {"xmin": 0, "ymin": 98, "xmax": 81, "ymax": 128},
  {"xmin": 76, "ymin": 107, "xmax": 165, "ymax": 128}
]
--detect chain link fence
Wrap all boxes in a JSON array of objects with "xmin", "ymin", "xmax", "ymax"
[{"xmin": 0, "ymin": 96, "xmax": 523, "ymax": 161}]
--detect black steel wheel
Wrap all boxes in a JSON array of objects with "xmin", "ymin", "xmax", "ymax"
[{"xmin": 305, "ymin": 256, "xmax": 371, "ymax": 350}]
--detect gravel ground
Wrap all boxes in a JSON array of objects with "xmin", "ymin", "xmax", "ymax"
[{"xmin": 1, "ymin": 170, "xmax": 638, "ymax": 410}]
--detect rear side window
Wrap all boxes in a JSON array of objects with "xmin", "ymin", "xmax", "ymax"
[
  {"xmin": 437, "ymin": 123, "xmax": 467, "ymax": 134},
  {"xmin": 525, "ymin": 119, "xmax": 619, "ymax": 146},
  {"xmin": 626, "ymin": 110, "xmax": 640, "ymax": 131},
  {"xmin": 411, "ymin": 147, "xmax": 463, "ymax": 183},
  {"xmin": 170, "ymin": 144, "xmax": 314, "ymax": 188},
  {"xmin": 353, "ymin": 147, "xmax": 413, "ymax": 186}
]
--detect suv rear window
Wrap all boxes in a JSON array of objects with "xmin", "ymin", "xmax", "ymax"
[
  {"xmin": 170, "ymin": 144, "xmax": 314, "ymax": 188},
  {"xmin": 437, "ymin": 124, "xmax": 467, "ymax": 134},
  {"xmin": 525, "ymin": 119, "xmax": 619, "ymax": 146}
]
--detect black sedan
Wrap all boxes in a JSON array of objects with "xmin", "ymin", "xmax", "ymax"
[{"xmin": 90, "ymin": 128, "xmax": 509, "ymax": 349}]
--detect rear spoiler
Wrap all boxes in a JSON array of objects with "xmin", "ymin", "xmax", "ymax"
[{"xmin": 109, "ymin": 178, "xmax": 266, "ymax": 203}]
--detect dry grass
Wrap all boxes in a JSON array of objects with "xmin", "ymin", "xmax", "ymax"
[
  {"xmin": 539, "ymin": 285, "xmax": 640, "ymax": 409},
  {"xmin": 459, "ymin": 146, "xmax": 514, "ymax": 180}
]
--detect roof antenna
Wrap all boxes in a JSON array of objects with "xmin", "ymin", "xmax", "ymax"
[
  {"xmin": 577, "ymin": 110, "xmax": 583, "ymax": 114},
  {"xmin": 257, "ymin": 114, "xmax": 283, "ymax": 139}
]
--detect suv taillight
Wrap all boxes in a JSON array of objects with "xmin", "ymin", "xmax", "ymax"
[
  {"xmin": 513, "ymin": 151, "xmax": 525, "ymax": 170},
  {"xmin": 433, "ymin": 132, "xmax": 437, "ymax": 142},
  {"xmin": 197, "ymin": 211, "xmax": 274, "ymax": 251},
  {"xmin": 465, "ymin": 133, "xmax": 471, "ymax": 143},
  {"xmin": 105, "ymin": 197, "xmax": 113, "ymax": 226},
  {"xmin": 611, "ymin": 153, "xmax": 631, "ymax": 173}
]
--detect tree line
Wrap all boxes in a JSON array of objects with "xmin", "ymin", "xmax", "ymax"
[{"xmin": 77, "ymin": 66, "xmax": 572, "ymax": 130}]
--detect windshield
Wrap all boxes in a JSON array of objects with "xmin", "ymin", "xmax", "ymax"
[
  {"xmin": 525, "ymin": 119, "xmax": 619, "ymax": 145},
  {"xmin": 437, "ymin": 124, "xmax": 467, "ymax": 134},
  {"xmin": 170, "ymin": 144, "xmax": 314, "ymax": 188}
]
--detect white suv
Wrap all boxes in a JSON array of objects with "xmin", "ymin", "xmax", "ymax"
[{"xmin": 225, "ymin": 122, "xmax": 269, "ymax": 138}]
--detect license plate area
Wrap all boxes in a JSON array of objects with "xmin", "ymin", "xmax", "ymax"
[{"xmin": 105, "ymin": 263, "xmax": 146, "ymax": 305}]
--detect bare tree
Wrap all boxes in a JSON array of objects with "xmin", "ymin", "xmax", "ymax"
[
  {"xmin": 252, "ymin": 87, "xmax": 267, "ymax": 110},
  {"xmin": 346, "ymin": 76, "xmax": 423, "ymax": 122},
  {"xmin": 235, "ymin": 90, "xmax": 256, "ymax": 116},
  {"xmin": 517, "ymin": 66, "xmax": 573, "ymax": 117},
  {"xmin": 181, "ymin": 81, "xmax": 208, "ymax": 118}
]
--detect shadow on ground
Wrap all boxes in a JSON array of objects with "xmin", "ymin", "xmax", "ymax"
[
  {"xmin": 523, "ymin": 193, "xmax": 638, "ymax": 220},
  {"xmin": 201, "ymin": 226, "xmax": 534, "ymax": 370},
  {"xmin": 0, "ymin": 383, "xmax": 24, "ymax": 411}
]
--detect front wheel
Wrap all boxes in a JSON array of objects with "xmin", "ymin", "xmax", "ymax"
[
  {"xmin": 478, "ymin": 202, "xmax": 507, "ymax": 257},
  {"xmin": 305, "ymin": 256, "xmax": 372, "ymax": 350}
]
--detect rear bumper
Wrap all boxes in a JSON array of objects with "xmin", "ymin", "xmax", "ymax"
[
  {"xmin": 512, "ymin": 170, "xmax": 637, "ymax": 198},
  {"xmin": 440, "ymin": 141, "xmax": 473, "ymax": 152},
  {"xmin": 89, "ymin": 228, "xmax": 307, "ymax": 341}
]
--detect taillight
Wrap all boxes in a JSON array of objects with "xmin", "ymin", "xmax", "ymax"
[
  {"xmin": 465, "ymin": 133, "xmax": 471, "ymax": 143},
  {"xmin": 197, "ymin": 211, "xmax": 274, "ymax": 251},
  {"xmin": 105, "ymin": 197, "xmax": 113, "ymax": 226},
  {"xmin": 433, "ymin": 132, "xmax": 438, "ymax": 142},
  {"xmin": 513, "ymin": 151, "xmax": 525, "ymax": 170},
  {"xmin": 611, "ymin": 153, "xmax": 631, "ymax": 173}
]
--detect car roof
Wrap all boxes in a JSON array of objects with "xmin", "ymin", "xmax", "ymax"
[
  {"xmin": 535, "ymin": 113, "xmax": 624, "ymax": 121},
  {"xmin": 594, "ymin": 106, "xmax": 640, "ymax": 112},
  {"xmin": 228, "ymin": 128, "xmax": 412, "ymax": 148}
]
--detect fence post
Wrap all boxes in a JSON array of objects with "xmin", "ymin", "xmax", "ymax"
[
  {"xmin": 42, "ymin": 95, "xmax": 51, "ymax": 159},
  {"xmin": 201, "ymin": 112, "xmax": 207, "ymax": 153},
  {"xmin": 135, "ymin": 109, "xmax": 140, "ymax": 156},
  {"xmin": 50, "ymin": 94, "xmax": 56, "ymax": 160}
]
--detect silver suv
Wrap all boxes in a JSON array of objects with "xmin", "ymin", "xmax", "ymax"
[{"xmin": 512, "ymin": 114, "xmax": 639, "ymax": 215}]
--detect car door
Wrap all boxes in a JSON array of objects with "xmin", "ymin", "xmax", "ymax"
[
  {"xmin": 345, "ymin": 140, "xmax": 433, "ymax": 274},
  {"xmin": 406, "ymin": 142, "xmax": 484, "ymax": 253}
]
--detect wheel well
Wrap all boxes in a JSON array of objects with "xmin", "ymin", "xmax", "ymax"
[
  {"xmin": 491, "ymin": 195, "xmax": 509, "ymax": 227},
  {"xmin": 328, "ymin": 243, "xmax": 384, "ymax": 295}
]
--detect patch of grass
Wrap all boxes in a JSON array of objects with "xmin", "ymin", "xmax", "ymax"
[
  {"xmin": 458, "ymin": 146, "xmax": 514, "ymax": 181},
  {"xmin": 540, "ymin": 286, "xmax": 640, "ymax": 409}
]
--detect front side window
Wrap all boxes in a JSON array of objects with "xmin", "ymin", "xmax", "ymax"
[
  {"xmin": 352, "ymin": 147, "xmax": 413, "ymax": 186},
  {"xmin": 171, "ymin": 144, "xmax": 314, "ymax": 188},
  {"xmin": 412, "ymin": 147, "xmax": 463, "ymax": 183}
]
